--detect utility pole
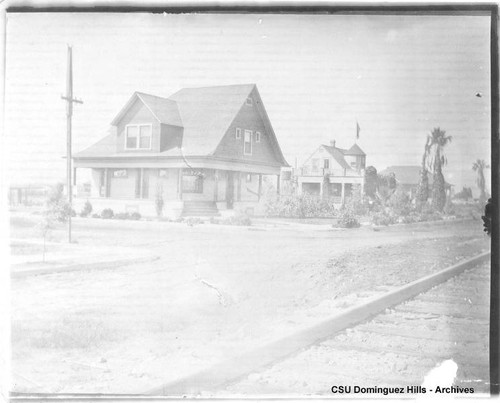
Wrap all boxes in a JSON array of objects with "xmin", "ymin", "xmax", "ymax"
[{"xmin": 61, "ymin": 45, "xmax": 83, "ymax": 243}]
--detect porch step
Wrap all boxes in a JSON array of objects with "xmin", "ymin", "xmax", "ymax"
[{"xmin": 182, "ymin": 201, "xmax": 220, "ymax": 217}]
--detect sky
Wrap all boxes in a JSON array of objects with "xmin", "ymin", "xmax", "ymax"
[{"xmin": 4, "ymin": 12, "xmax": 492, "ymax": 192}]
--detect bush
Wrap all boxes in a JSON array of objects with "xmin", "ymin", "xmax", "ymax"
[
  {"xmin": 387, "ymin": 190, "xmax": 412, "ymax": 216},
  {"xmin": 80, "ymin": 200, "xmax": 93, "ymax": 217},
  {"xmin": 114, "ymin": 212, "xmax": 131, "ymax": 220},
  {"xmin": 91, "ymin": 213, "xmax": 100, "ymax": 218},
  {"xmin": 337, "ymin": 208, "xmax": 360, "ymax": 228},
  {"xmin": 185, "ymin": 217, "xmax": 204, "ymax": 226},
  {"xmin": 45, "ymin": 183, "xmax": 71, "ymax": 223},
  {"xmin": 443, "ymin": 198, "xmax": 456, "ymax": 216},
  {"xmin": 130, "ymin": 212, "xmax": 141, "ymax": 220},
  {"xmin": 155, "ymin": 186, "xmax": 164, "ymax": 217},
  {"xmin": 100, "ymin": 208, "xmax": 114, "ymax": 219},
  {"xmin": 371, "ymin": 211, "xmax": 397, "ymax": 226},
  {"xmin": 265, "ymin": 193, "xmax": 335, "ymax": 218}
]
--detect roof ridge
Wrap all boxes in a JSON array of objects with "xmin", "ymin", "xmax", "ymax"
[{"xmin": 135, "ymin": 91, "xmax": 176, "ymax": 102}]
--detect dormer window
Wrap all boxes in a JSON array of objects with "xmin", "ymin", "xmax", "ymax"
[
  {"xmin": 125, "ymin": 124, "xmax": 152, "ymax": 150},
  {"xmin": 246, "ymin": 98, "xmax": 253, "ymax": 106}
]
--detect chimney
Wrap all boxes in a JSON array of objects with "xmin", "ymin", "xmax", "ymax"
[{"xmin": 330, "ymin": 139, "xmax": 336, "ymax": 148}]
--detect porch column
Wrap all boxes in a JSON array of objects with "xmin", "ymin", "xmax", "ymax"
[
  {"xmin": 258, "ymin": 174, "xmax": 262, "ymax": 202},
  {"xmin": 104, "ymin": 168, "xmax": 110, "ymax": 198},
  {"xmin": 341, "ymin": 182, "xmax": 345, "ymax": 205},
  {"xmin": 237, "ymin": 172, "xmax": 242, "ymax": 202},
  {"xmin": 139, "ymin": 168, "xmax": 144, "ymax": 199},
  {"xmin": 214, "ymin": 170, "xmax": 218, "ymax": 202},
  {"xmin": 276, "ymin": 174, "xmax": 281, "ymax": 197},
  {"xmin": 319, "ymin": 181, "xmax": 324, "ymax": 198},
  {"xmin": 177, "ymin": 168, "xmax": 183, "ymax": 200}
]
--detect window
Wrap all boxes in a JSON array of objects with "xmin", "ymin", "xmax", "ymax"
[
  {"xmin": 246, "ymin": 97, "xmax": 253, "ymax": 106},
  {"xmin": 125, "ymin": 124, "xmax": 152, "ymax": 150},
  {"xmin": 244, "ymin": 130, "xmax": 252, "ymax": 155},
  {"xmin": 235, "ymin": 128, "xmax": 242, "ymax": 139},
  {"xmin": 324, "ymin": 159, "xmax": 330, "ymax": 169},
  {"xmin": 255, "ymin": 131, "xmax": 261, "ymax": 143}
]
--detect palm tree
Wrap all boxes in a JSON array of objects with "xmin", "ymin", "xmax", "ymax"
[
  {"xmin": 416, "ymin": 138, "xmax": 431, "ymax": 207},
  {"xmin": 425, "ymin": 128, "xmax": 452, "ymax": 212},
  {"xmin": 472, "ymin": 159, "xmax": 490, "ymax": 203}
]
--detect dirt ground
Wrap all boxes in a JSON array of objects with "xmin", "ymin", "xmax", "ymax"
[
  {"xmin": 222, "ymin": 262, "xmax": 490, "ymax": 396},
  {"xmin": 9, "ymin": 213, "xmax": 491, "ymax": 394}
]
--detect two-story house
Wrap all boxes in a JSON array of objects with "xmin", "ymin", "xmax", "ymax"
[
  {"xmin": 296, "ymin": 140, "xmax": 366, "ymax": 205},
  {"xmin": 73, "ymin": 84, "xmax": 288, "ymax": 217}
]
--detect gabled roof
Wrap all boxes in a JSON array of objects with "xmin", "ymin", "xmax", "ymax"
[
  {"xmin": 167, "ymin": 84, "xmax": 256, "ymax": 157},
  {"xmin": 321, "ymin": 145, "xmax": 351, "ymax": 170},
  {"xmin": 345, "ymin": 143, "xmax": 366, "ymax": 156},
  {"xmin": 75, "ymin": 84, "xmax": 288, "ymax": 166},
  {"xmin": 111, "ymin": 92, "xmax": 182, "ymax": 127}
]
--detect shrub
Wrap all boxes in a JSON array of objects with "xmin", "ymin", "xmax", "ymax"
[
  {"xmin": 265, "ymin": 193, "xmax": 335, "ymax": 218},
  {"xmin": 371, "ymin": 211, "xmax": 397, "ymax": 226},
  {"xmin": 91, "ymin": 213, "xmax": 100, "ymax": 218},
  {"xmin": 337, "ymin": 208, "xmax": 360, "ymax": 228},
  {"xmin": 80, "ymin": 200, "xmax": 93, "ymax": 217},
  {"xmin": 185, "ymin": 217, "xmax": 204, "ymax": 226},
  {"xmin": 100, "ymin": 208, "xmax": 114, "ymax": 219},
  {"xmin": 114, "ymin": 212, "xmax": 131, "ymax": 220},
  {"xmin": 443, "ymin": 198, "xmax": 456, "ymax": 216},
  {"xmin": 387, "ymin": 190, "xmax": 412, "ymax": 216},
  {"xmin": 130, "ymin": 212, "xmax": 141, "ymax": 220},
  {"xmin": 155, "ymin": 186, "xmax": 164, "ymax": 217},
  {"xmin": 45, "ymin": 183, "xmax": 71, "ymax": 223}
]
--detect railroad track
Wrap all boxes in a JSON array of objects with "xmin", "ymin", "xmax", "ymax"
[
  {"xmin": 219, "ymin": 256, "xmax": 491, "ymax": 396},
  {"xmin": 145, "ymin": 251, "xmax": 491, "ymax": 397}
]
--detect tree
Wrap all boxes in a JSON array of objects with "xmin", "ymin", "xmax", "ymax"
[
  {"xmin": 377, "ymin": 173, "xmax": 397, "ymax": 202},
  {"xmin": 364, "ymin": 166, "xmax": 378, "ymax": 198},
  {"xmin": 472, "ymin": 159, "xmax": 489, "ymax": 204},
  {"xmin": 453, "ymin": 187, "xmax": 473, "ymax": 202},
  {"xmin": 38, "ymin": 183, "xmax": 71, "ymax": 262},
  {"xmin": 425, "ymin": 128, "xmax": 452, "ymax": 212},
  {"xmin": 416, "ymin": 139, "xmax": 431, "ymax": 207}
]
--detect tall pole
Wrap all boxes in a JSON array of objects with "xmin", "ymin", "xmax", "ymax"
[{"xmin": 61, "ymin": 45, "xmax": 83, "ymax": 243}]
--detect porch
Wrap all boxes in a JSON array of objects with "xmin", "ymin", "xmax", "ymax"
[
  {"xmin": 297, "ymin": 175, "xmax": 364, "ymax": 205},
  {"xmin": 74, "ymin": 167, "xmax": 281, "ymax": 217}
]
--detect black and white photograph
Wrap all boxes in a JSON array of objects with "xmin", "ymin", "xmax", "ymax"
[{"xmin": 1, "ymin": 4, "xmax": 498, "ymax": 399}]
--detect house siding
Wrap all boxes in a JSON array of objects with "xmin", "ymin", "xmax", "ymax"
[
  {"xmin": 160, "ymin": 124, "xmax": 183, "ymax": 152},
  {"xmin": 214, "ymin": 90, "xmax": 280, "ymax": 166},
  {"xmin": 116, "ymin": 98, "xmax": 161, "ymax": 153}
]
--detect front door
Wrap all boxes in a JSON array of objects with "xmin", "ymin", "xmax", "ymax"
[{"xmin": 226, "ymin": 172, "xmax": 234, "ymax": 209}]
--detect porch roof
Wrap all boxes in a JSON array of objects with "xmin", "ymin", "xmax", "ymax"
[{"xmin": 74, "ymin": 155, "xmax": 282, "ymax": 175}]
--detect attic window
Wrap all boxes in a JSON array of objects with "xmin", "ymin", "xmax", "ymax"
[
  {"xmin": 246, "ymin": 98, "xmax": 253, "ymax": 106},
  {"xmin": 235, "ymin": 128, "xmax": 242, "ymax": 139},
  {"xmin": 125, "ymin": 124, "xmax": 152, "ymax": 150}
]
